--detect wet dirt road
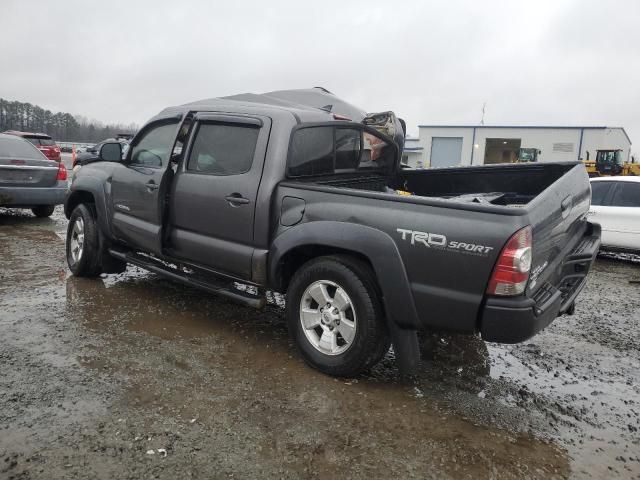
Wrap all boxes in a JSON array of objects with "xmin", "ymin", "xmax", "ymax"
[{"xmin": 1, "ymin": 208, "xmax": 638, "ymax": 479}]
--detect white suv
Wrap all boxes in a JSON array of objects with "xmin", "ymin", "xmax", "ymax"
[{"xmin": 589, "ymin": 177, "xmax": 640, "ymax": 253}]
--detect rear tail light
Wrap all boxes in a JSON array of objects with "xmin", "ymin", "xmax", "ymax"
[
  {"xmin": 486, "ymin": 226, "xmax": 532, "ymax": 296},
  {"xmin": 56, "ymin": 162, "xmax": 68, "ymax": 181}
]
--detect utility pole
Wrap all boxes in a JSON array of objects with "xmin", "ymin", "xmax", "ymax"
[{"xmin": 480, "ymin": 102, "xmax": 486, "ymax": 125}]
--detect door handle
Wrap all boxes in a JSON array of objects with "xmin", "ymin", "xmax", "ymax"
[
  {"xmin": 225, "ymin": 194, "xmax": 250, "ymax": 206},
  {"xmin": 145, "ymin": 181, "xmax": 159, "ymax": 191}
]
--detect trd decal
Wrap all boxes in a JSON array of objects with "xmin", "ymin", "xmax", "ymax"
[{"xmin": 397, "ymin": 228, "xmax": 494, "ymax": 256}]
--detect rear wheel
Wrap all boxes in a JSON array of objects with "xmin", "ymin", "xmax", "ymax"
[
  {"xmin": 31, "ymin": 205, "xmax": 55, "ymax": 217},
  {"xmin": 66, "ymin": 204, "xmax": 102, "ymax": 277},
  {"xmin": 286, "ymin": 256, "xmax": 390, "ymax": 377}
]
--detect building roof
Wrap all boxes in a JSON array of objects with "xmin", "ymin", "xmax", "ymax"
[{"xmin": 416, "ymin": 125, "xmax": 631, "ymax": 144}]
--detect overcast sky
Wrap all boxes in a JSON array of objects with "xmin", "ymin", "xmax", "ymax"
[{"xmin": 3, "ymin": 0, "xmax": 639, "ymax": 151}]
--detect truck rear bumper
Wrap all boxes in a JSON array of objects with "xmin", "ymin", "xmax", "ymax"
[
  {"xmin": 0, "ymin": 182, "xmax": 68, "ymax": 207},
  {"xmin": 480, "ymin": 222, "xmax": 601, "ymax": 343}
]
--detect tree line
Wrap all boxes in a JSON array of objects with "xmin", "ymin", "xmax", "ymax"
[{"xmin": 0, "ymin": 98, "xmax": 137, "ymax": 143}]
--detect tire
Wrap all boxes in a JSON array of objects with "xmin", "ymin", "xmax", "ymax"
[
  {"xmin": 66, "ymin": 204, "xmax": 103, "ymax": 277},
  {"xmin": 31, "ymin": 205, "xmax": 55, "ymax": 217},
  {"xmin": 286, "ymin": 255, "xmax": 390, "ymax": 377}
]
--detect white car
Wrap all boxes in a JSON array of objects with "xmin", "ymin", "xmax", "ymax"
[{"xmin": 589, "ymin": 176, "xmax": 640, "ymax": 253}]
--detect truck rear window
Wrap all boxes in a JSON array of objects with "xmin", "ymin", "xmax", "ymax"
[{"xmin": 288, "ymin": 125, "xmax": 394, "ymax": 177}]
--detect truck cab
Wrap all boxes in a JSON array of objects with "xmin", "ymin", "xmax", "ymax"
[{"xmin": 595, "ymin": 149, "xmax": 624, "ymax": 176}]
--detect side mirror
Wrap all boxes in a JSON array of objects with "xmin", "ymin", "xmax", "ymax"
[{"xmin": 99, "ymin": 142, "xmax": 122, "ymax": 162}]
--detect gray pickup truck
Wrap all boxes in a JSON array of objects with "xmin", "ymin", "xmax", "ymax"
[{"xmin": 64, "ymin": 88, "xmax": 600, "ymax": 376}]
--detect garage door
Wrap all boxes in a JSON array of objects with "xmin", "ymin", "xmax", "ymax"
[{"xmin": 430, "ymin": 137, "xmax": 463, "ymax": 168}]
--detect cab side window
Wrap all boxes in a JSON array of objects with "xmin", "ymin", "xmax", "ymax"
[
  {"xmin": 129, "ymin": 122, "xmax": 178, "ymax": 168},
  {"xmin": 186, "ymin": 123, "xmax": 259, "ymax": 175}
]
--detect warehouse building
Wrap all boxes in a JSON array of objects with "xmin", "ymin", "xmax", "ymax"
[{"xmin": 401, "ymin": 125, "xmax": 632, "ymax": 168}]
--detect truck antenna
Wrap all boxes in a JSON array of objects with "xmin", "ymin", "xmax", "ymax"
[{"xmin": 480, "ymin": 102, "xmax": 486, "ymax": 125}]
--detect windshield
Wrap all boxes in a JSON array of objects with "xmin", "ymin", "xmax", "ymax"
[
  {"xmin": 25, "ymin": 136, "xmax": 54, "ymax": 146},
  {"xmin": 597, "ymin": 151, "xmax": 622, "ymax": 165}
]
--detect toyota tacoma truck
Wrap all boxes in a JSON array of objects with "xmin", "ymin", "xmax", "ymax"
[{"xmin": 64, "ymin": 88, "xmax": 600, "ymax": 377}]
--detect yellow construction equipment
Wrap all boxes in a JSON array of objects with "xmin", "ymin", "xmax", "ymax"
[{"xmin": 583, "ymin": 149, "xmax": 640, "ymax": 177}]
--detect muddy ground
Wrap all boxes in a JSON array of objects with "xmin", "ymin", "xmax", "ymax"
[{"xmin": 0, "ymin": 207, "xmax": 638, "ymax": 479}]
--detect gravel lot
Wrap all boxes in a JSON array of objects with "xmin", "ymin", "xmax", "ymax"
[{"xmin": 1, "ymin": 207, "xmax": 638, "ymax": 479}]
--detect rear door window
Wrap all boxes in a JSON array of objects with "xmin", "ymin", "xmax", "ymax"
[
  {"xmin": 610, "ymin": 182, "xmax": 640, "ymax": 207},
  {"xmin": 186, "ymin": 123, "xmax": 259, "ymax": 175},
  {"xmin": 590, "ymin": 181, "xmax": 614, "ymax": 206}
]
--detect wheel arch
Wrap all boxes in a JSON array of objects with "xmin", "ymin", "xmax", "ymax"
[
  {"xmin": 269, "ymin": 221, "xmax": 419, "ymax": 330},
  {"xmin": 276, "ymin": 245, "xmax": 378, "ymax": 294},
  {"xmin": 65, "ymin": 178, "xmax": 112, "ymax": 237},
  {"xmin": 65, "ymin": 190, "xmax": 96, "ymax": 218}
]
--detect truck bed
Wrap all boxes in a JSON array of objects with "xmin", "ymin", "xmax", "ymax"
[
  {"xmin": 394, "ymin": 162, "xmax": 576, "ymax": 206},
  {"xmin": 304, "ymin": 162, "xmax": 577, "ymax": 208},
  {"xmin": 279, "ymin": 160, "xmax": 592, "ymax": 335}
]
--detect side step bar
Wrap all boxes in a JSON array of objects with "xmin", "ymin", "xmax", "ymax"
[{"xmin": 108, "ymin": 249, "xmax": 266, "ymax": 309}]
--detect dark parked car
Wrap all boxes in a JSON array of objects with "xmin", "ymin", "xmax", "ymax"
[
  {"xmin": 3, "ymin": 130, "xmax": 62, "ymax": 162},
  {"xmin": 0, "ymin": 133, "xmax": 68, "ymax": 217},
  {"xmin": 64, "ymin": 88, "xmax": 600, "ymax": 376},
  {"xmin": 74, "ymin": 138, "xmax": 128, "ymax": 168}
]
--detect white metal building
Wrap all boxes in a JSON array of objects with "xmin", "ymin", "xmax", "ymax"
[{"xmin": 401, "ymin": 126, "xmax": 632, "ymax": 169}]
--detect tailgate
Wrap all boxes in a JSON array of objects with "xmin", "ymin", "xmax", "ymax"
[
  {"xmin": 0, "ymin": 158, "xmax": 59, "ymax": 187},
  {"xmin": 526, "ymin": 163, "xmax": 593, "ymax": 298}
]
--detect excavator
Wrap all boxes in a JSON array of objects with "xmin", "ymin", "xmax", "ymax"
[{"xmin": 583, "ymin": 149, "xmax": 640, "ymax": 177}]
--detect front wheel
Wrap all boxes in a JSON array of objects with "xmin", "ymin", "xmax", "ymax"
[
  {"xmin": 66, "ymin": 204, "xmax": 102, "ymax": 277},
  {"xmin": 31, "ymin": 205, "xmax": 55, "ymax": 217},
  {"xmin": 286, "ymin": 256, "xmax": 390, "ymax": 377}
]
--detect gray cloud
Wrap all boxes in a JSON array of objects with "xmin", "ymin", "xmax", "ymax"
[{"xmin": 3, "ymin": 0, "xmax": 638, "ymax": 152}]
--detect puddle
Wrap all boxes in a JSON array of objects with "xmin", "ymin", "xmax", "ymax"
[{"xmin": 2, "ymin": 205, "xmax": 638, "ymax": 478}]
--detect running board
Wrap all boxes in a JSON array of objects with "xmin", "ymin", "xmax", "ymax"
[{"xmin": 108, "ymin": 249, "xmax": 266, "ymax": 309}]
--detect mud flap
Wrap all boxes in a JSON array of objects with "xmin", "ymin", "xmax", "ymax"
[
  {"xmin": 388, "ymin": 323, "xmax": 420, "ymax": 375},
  {"xmin": 97, "ymin": 226, "xmax": 126, "ymax": 274}
]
